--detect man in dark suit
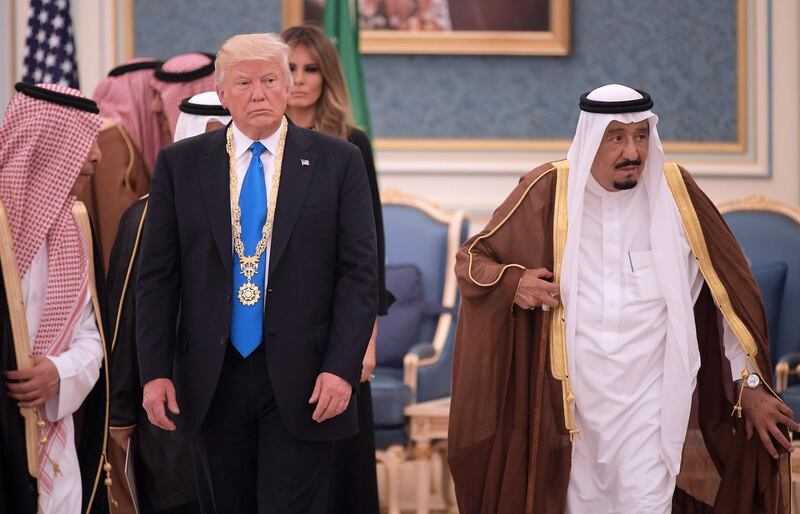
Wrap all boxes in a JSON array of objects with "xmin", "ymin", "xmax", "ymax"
[{"xmin": 136, "ymin": 33, "xmax": 378, "ymax": 514}]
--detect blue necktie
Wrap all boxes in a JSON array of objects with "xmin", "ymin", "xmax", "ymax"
[{"xmin": 231, "ymin": 141, "xmax": 267, "ymax": 357}]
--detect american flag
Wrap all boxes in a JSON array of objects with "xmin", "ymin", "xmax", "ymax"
[{"xmin": 21, "ymin": 0, "xmax": 80, "ymax": 88}]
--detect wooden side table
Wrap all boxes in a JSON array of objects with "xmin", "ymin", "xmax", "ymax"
[{"xmin": 405, "ymin": 397, "xmax": 452, "ymax": 514}]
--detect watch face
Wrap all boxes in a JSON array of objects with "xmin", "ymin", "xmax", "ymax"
[{"xmin": 746, "ymin": 374, "xmax": 761, "ymax": 388}]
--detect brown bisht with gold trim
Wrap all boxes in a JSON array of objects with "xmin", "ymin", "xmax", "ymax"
[
  {"xmin": 448, "ymin": 162, "xmax": 791, "ymax": 514},
  {"xmin": 78, "ymin": 120, "xmax": 151, "ymax": 274}
]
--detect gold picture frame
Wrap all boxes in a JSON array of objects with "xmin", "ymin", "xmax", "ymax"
[
  {"xmin": 281, "ymin": 0, "xmax": 747, "ymax": 156},
  {"xmin": 282, "ymin": 0, "xmax": 571, "ymax": 56}
]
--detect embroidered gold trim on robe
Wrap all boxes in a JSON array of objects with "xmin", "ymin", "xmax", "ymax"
[
  {"xmin": 114, "ymin": 124, "xmax": 137, "ymax": 194},
  {"xmin": 463, "ymin": 160, "xmax": 580, "ymax": 438},
  {"xmin": 663, "ymin": 164, "xmax": 757, "ymax": 356},
  {"xmin": 466, "ymin": 166, "xmax": 557, "ymax": 287},
  {"xmin": 662, "ymin": 164, "xmax": 785, "ymax": 405},
  {"xmin": 547, "ymin": 160, "xmax": 578, "ymax": 439},
  {"xmin": 0, "ymin": 199, "xmax": 39, "ymax": 478},
  {"xmin": 109, "ymin": 198, "xmax": 148, "ymax": 353},
  {"xmin": 73, "ymin": 201, "xmax": 113, "ymax": 514}
]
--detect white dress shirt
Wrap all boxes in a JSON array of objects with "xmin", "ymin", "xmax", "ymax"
[
  {"xmin": 22, "ymin": 241, "xmax": 103, "ymax": 514},
  {"xmin": 230, "ymin": 121, "xmax": 280, "ymax": 284}
]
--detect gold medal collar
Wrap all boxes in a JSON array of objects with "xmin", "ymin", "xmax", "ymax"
[{"xmin": 226, "ymin": 117, "xmax": 288, "ymax": 306}]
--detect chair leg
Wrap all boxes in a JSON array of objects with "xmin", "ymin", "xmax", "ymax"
[
  {"xmin": 376, "ymin": 446, "xmax": 406, "ymax": 514},
  {"xmin": 433, "ymin": 441, "xmax": 456, "ymax": 512}
]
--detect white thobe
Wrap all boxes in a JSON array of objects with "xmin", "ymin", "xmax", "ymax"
[
  {"xmin": 565, "ymin": 177, "xmax": 747, "ymax": 514},
  {"xmin": 22, "ymin": 242, "xmax": 103, "ymax": 514}
]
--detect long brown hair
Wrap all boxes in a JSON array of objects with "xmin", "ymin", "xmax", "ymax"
[{"xmin": 281, "ymin": 24, "xmax": 354, "ymax": 139}]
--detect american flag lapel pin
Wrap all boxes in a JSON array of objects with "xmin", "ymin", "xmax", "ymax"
[{"xmin": 300, "ymin": 159, "xmax": 310, "ymax": 166}]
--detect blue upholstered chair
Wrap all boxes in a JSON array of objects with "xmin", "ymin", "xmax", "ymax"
[
  {"xmin": 718, "ymin": 195, "xmax": 800, "ymax": 410},
  {"xmin": 372, "ymin": 189, "xmax": 468, "ymax": 514}
]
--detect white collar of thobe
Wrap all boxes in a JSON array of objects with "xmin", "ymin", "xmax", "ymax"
[
  {"xmin": 584, "ymin": 173, "xmax": 637, "ymax": 201},
  {"xmin": 231, "ymin": 120, "xmax": 281, "ymax": 160}
]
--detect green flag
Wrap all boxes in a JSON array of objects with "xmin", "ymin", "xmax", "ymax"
[{"xmin": 323, "ymin": 0, "xmax": 372, "ymax": 138}]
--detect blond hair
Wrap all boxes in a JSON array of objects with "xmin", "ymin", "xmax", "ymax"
[
  {"xmin": 215, "ymin": 33, "xmax": 293, "ymax": 87},
  {"xmin": 281, "ymin": 25, "xmax": 354, "ymax": 139}
]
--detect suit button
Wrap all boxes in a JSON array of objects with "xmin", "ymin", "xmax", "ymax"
[
  {"xmin": 219, "ymin": 337, "xmax": 227, "ymax": 346},
  {"xmin": 226, "ymin": 293, "xmax": 232, "ymax": 304}
]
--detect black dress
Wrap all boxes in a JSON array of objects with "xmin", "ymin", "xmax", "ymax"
[{"xmin": 327, "ymin": 127, "xmax": 393, "ymax": 514}]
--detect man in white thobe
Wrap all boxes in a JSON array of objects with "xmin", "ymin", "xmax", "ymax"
[
  {"xmin": 1, "ymin": 82, "xmax": 107, "ymax": 514},
  {"xmin": 558, "ymin": 85, "xmax": 792, "ymax": 513},
  {"xmin": 449, "ymin": 84, "xmax": 796, "ymax": 514},
  {"xmin": 566, "ymin": 120, "xmax": 748, "ymax": 512},
  {"xmin": 22, "ymin": 242, "xmax": 104, "ymax": 513}
]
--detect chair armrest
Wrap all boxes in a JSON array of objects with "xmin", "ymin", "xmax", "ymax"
[
  {"xmin": 407, "ymin": 343, "xmax": 436, "ymax": 359},
  {"xmin": 402, "ymin": 311, "xmax": 455, "ymax": 403},
  {"xmin": 776, "ymin": 353, "xmax": 800, "ymax": 392},
  {"xmin": 778, "ymin": 353, "xmax": 800, "ymax": 367},
  {"xmin": 403, "ymin": 343, "xmax": 435, "ymax": 401}
]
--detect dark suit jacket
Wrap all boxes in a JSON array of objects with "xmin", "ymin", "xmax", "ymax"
[{"xmin": 135, "ymin": 121, "xmax": 378, "ymax": 441}]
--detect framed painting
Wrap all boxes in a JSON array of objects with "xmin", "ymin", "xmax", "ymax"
[{"xmin": 282, "ymin": 0, "xmax": 571, "ymax": 55}]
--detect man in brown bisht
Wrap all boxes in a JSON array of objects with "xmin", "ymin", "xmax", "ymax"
[
  {"xmin": 449, "ymin": 84, "xmax": 795, "ymax": 513},
  {"xmin": 94, "ymin": 58, "xmax": 170, "ymax": 175},
  {"xmin": 80, "ymin": 58, "xmax": 165, "ymax": 271}
]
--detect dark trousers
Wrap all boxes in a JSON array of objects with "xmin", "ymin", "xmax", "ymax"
[
  {"xmin": 190, "ymin": 343, "xmax": 333, "ymax": 514},
  {"xmin": 141, "ymin": 500, "xmax": 198, "ymax": 514},
  {"xmin": 327, "ymin": 380, "xmax": 380, "ymax": 514}
]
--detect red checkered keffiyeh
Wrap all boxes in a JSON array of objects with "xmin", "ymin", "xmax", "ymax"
[
  {"xmin": 0, "ymin": 83, "xmax": 101, "ymax": 494},
  {"xmin": 151, "ymin": 52, "xmax": 216, "ymax": 140},
  {"xmin": 93, "ymin": 58, "xmax": 168, "ymax": 174}
]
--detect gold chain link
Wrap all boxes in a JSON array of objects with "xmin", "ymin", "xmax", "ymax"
[{"xmin": 226, "ymin": 117, "xmax": 288, "ymax": 304}]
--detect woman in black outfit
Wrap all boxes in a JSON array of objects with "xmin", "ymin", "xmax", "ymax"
[{"xmin": 282, "ymin": 24, "xmax": 392, "ymax": 514}]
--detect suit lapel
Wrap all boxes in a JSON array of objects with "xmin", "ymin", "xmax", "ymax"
[
  {"xmin": 269, "ymin": 123, "xmax": 316, "ymax": 276},
  {"xmin": 197, "ymin": 130, "xmax": 233, "ymax": 274}
]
